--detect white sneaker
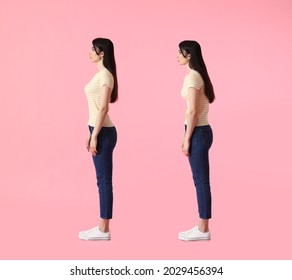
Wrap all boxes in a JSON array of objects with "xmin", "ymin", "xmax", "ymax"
[
  {"xmin": 79, "ymin": 226, "xmax": 98, "ymax": 235},
  {"xmin": 79, "ymin": 227, "xmax": 111, "ymax": 241},
  {"xmin": 179, "ymin": 226, "xmax": 210, "ymax": 241}
]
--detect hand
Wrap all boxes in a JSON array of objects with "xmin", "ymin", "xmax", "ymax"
[
  {"xmin": 182, "ymin": 139, "xmax": 190, "ymax": 157},
  {"xmin": 86, "ymin": 135, "xmax": 91, "ymax": 151},
  {"xmin": 89, "ymin": 136, "xmax": 98, "ymax": 156}
]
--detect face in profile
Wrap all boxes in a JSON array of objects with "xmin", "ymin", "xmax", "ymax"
[
  {"xmin": 177, "ymin": 49, "xmax": 190, "ymax": 66},
  {"xmin": 89, "ymin": 47, "xmax": 103, "ymax": 63}
]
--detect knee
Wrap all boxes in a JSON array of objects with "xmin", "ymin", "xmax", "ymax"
[{"xmin": 194, "ymin": 179, "xmax": 211, "ymax": 190}]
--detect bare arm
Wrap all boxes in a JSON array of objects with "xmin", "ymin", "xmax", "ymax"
[{"xmin": 182, "ymin": 87, "xmax": 200, "ymax": 156}]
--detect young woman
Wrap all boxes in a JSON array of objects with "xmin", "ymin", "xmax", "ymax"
[
  {"xmin": 79, "ymin": 38, "xmax": 118, "ymax": 241},
  {"xmin": 177, "ymin": 40, "xmax": 215, "ymax": 241}
]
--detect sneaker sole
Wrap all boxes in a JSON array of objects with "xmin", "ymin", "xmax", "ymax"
[
  {"xmin": 178, "ymin": 235, "xmax": 210, "ymax": 241},
  {"xmin": 79, "ymin": 234, "xmax": 111, "ymax": 241}
]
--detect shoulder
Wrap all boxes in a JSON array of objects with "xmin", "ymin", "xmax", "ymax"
[
  {"xmin": 98, "ymin": 68, "xmax": 114, "ymax": 88},
  {"xmin": 188, "ymin": 70, "xmax": 204, "ymax": 89},
  {"xmin": 189, "ymin": 70, "xmax": 203, "ymax": 80},
  {"xmin": 101, "ymin": 68, "xmax": 113, "ymax": 78}
]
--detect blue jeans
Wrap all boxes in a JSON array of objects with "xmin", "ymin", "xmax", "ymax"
[
  {"xmin": 187, "ymin": 125, "xmax": 213, "ymax": 219},
  {"xmin": 89, "ymin": 126, "xmax": 117, "ymax": 219}
]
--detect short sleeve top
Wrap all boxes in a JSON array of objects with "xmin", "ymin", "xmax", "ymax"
[
  {"xmin": 84, "ymin": 68, "xmax": 114, "ymax": 127},
  {"xmin": 181, "ymin": 70, "xmax": 209, "ymax": 126}
]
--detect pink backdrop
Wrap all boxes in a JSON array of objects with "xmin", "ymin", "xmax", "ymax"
[{"xmin": 0, "ymin": 0, "xmax": 292, "ymax": 259}]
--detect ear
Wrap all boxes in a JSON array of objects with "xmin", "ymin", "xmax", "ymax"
[
  {"xmin": 100, "ymin": 51, "xmax": 104, "ymax": 58},
  {"xmin": 187, "ymin": 54, "xmax": 191, "ymax": 60}
]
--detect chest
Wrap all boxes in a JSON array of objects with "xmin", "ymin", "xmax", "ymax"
[{"xmin": 85, "ymin": 75, "xmax": 101, "ymax": 97}]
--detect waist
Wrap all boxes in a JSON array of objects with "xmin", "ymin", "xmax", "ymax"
[
  {"xmin": 185, "ymin": 124, "xmax": 212, "ymax": 131},
  {"xmin": 89, "ymin": 126, "xmax": 116, "ymax": 133}
]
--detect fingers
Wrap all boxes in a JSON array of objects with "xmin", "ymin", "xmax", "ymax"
[
  {"xmin": 182, "ymin": 143, "xmax": 190, "ymax": 157},
  {"xmin": 89, "ymin": 146, "xmax": 98, "ymax": 156},
  {"xmin": 86, "ymin": 139, "xmax": 90, "ymax": 151},
  {"xmin": 87, "ymin": 136, "xmax": 97, "ymax": 155},
  {"xmin": 182, "ymin": 150, "xmax": 190, "ymax": 157}
]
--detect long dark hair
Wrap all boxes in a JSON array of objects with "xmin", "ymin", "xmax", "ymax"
[
  {"xmin": 179, "ymin": 40, "xmax": 215, "ymax": 103},
  {"xmin": 92, "ymin": 38, "xmax": 118, "ymax": 103}
]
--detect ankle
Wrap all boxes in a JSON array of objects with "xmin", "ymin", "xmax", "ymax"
[
  {"xmin": 198, "ymin": 219, "xmax": 209, "ymax": 232},
  {"xmin": 99, "ymin": 224, "xmax": 109, "ymax": 233},
  {"xmin": 99, "ymin": 219, "xmax": 110, "ymax": 233},
  {"xmin": 198, "ymin": 226, "xmax": 209, "ymax": 233}
]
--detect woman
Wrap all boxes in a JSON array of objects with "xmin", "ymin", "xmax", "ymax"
[
  {"xmin": 177, "ymin": 40, "xmax": 215, "ymax": 241},
  {"xmin": 79, "ymin": 38, "xmax": 118, "ymax": 241}
]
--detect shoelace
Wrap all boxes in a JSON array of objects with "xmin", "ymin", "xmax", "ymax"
[
  {"xmin": 84, "ymin": 227, "xmax": 99, "ymax": 235},
  {"xmin": 185, "ymin": 227, "xmax": 198, "ymax": 236}
]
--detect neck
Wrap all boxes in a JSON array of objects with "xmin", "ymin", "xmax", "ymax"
[
  {"xmin": 97, "ymin": 60, "xmax": 105, "ymax": 71},
  {"xmin": 185, "ymin": 63, "xmax": 192, "ymax": 73}
]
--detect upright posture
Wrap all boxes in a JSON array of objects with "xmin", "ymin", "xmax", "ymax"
[
  {"xmin": 177, "ymin": 40, "xmax": 215, "ymax": 241},
  {"xmin": 79, "ymin": 38, "xmax": 118, "ymax": 241}
]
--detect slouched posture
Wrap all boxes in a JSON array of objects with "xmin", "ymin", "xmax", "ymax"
[
  {"xmin": 177, "ymin": 40, "xmax": 215, "ymax": 241},
  {"xmin": 79, "ymin": 38, "xmax": 118, "ymax": 241}
]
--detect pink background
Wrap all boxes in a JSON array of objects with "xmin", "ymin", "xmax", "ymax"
[{"xmin": 1, "ymin": 0, "xmax": 292, "ymax": 259}]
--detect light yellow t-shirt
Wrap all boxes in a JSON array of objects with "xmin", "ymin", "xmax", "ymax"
[
  {"xmin": 181, "ymin": 69, "xmax": 209, "ymax": 126},
  {"xmin": 84, "ymin": 68, "xmax": 114, "ymax": 127}
]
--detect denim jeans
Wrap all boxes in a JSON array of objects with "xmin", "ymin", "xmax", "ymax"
[
  {"xmin": 89, "ymin": 126, "xmax": 117, "ymax": 219},
  {"xmin": 187, "ymin": 125, "xmax": 213, "ymax": 219}
]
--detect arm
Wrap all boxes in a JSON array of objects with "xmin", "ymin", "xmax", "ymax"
[
  {"xmin": 86, "ymin": 132, "xmax": 91, "ymax": 151},
  {"xmin": 182, "ymin": 87, "xmax": 200, "ymax": 157},
  {"xmin": 89, "ymin": 85, "xmax": 112, "ymax": 156}
]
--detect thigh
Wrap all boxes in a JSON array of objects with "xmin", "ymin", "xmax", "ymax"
[
  {"xmin": 189, "ymin": 147, "xmax": 210, "ymax": 183},
  {"xmin": 189, "ymin": 127, "xmax": 212, "ymax": 183},
  {"xmin": 93, "ymin": 128, "xmax": 117, "ymax": 178}
]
